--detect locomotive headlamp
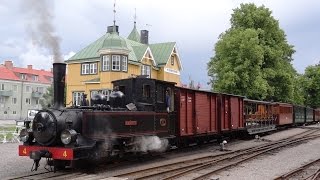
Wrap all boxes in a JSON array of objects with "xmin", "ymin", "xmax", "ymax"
[
  {"xmin": 60, "ymin": 129, "xmax": 77, "ymax": 145},
  {"xmin": 19, "ymin": 128, "xmax": 33, "ymax": 143}
]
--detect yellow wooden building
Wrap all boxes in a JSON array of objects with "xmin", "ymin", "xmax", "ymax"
[{"xmin": 65, "ymin": 23, "xmax": 182, "ymax": 106}]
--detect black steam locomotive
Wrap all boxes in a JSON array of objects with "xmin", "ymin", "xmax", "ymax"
[{"xmin": 19, "ymin": 63, "xmax": 176, "ymax": 171}]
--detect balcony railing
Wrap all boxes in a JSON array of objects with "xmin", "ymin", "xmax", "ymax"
[
  {"xmin": 0, "ymin": 90, "xmax": 13, "ymax": 97},
  {"xmin": 32, "ymin": 92, "xmax": 43, "ymax": 98}
]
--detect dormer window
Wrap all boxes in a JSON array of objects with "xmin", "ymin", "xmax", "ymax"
[
  {"xmin": 112, "ymin": 55, "xmax": 121, "ymax": 71},
  {"xmin": 20, "ymin": 74, "xmax": 27, "ymax": 80},
  {"xmin": 122, "ymin": 56, "xmax": 127, "ymax": 72},
  {"xmin": 33, "ymin": 75, "xmax": 38, "ymax": 81},
  {"xmin": 102, "ymin": 55, "xmax": 110, "ymax": 71}
]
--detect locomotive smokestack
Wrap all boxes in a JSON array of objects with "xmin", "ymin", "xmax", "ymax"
[{"xmin": 53, "ymin": 63, "xmax": 66, "ymax": 109}]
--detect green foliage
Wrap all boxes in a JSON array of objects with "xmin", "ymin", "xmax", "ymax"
[
  {"xmin": 208, "ymin": 3, "xmax": 297, "ymax": 103},
  {"xmin": 302, "ymin": 64, "xmax": 320, "ymax": 108},
  {"xmin": 40, "ymin": 85, "xmax": 53, "ymax": 109}
]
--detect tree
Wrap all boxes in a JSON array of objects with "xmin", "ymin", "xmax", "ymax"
[
  {"xmin": 208, "ymin": 3, "xmax": 296, "ymax": 102},
  {"xmin": 302, "ymin": 64, "xmax": 320, "ymax": 108},
  {"xmin": 40, "ymin": 85, "xmax": 53, "ymax": 109}
]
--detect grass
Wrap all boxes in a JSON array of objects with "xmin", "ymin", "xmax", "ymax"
[{"xmin": 0, "ymin": 125, "xmax": 21, "ymax": 143}]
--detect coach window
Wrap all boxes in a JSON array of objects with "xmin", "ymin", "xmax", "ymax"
[{"xmin": 143, "ymin": 85, "xmax": 151, "ymax": 98}]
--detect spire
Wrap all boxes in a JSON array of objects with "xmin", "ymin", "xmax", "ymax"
[
  {"xmin": 134, "ymin": 8, "xmax": 137, "ymax": 28},
  {"xmin": 113, "ymin": 0, "xmax": 116, "ymax": 33},
  {"xmin": 128, "ymin": 8, "xmax": 140, "ymax": 42}
]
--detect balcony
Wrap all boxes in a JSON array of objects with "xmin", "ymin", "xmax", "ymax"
[
  {"xmin": 0, "ymin": 90, "xmax": 13, "ymax": 97},
  {"xmin": 32, "ymin": 92, "xmax": 43, "ymax": 98}
]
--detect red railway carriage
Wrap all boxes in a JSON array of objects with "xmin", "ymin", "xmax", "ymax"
[
  {"xmin": 273, "ymin": 103, "xmax": 294, "ymax": 125},
  {"xmin": 315, "ymin": 109, "xmax": 320, "ymax": 122}
]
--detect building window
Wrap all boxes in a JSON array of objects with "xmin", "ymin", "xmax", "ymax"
[
  {"xmin": 143, "ymin": 85, "xmax": 151, "ymax": 98},
  {"xmin": 12, "ymin": 97, "xmax": 17, "ymax": 104},
  {"xmin": 33, "ymin": 75, "xmax": 39, "ymax": 81},
  {"xmin": 72, "ymin": 92, "xmax": 84, "ymax": 106},
  {"xmin": 20, "ymin": 74, "xmax": 27, "ymax": 80},
  {"xmin": 0, "ymin": 84, "xmax": 4, "ymax": 90},
  {"xmin": 13, "ymin": 111, "xmax": 16, "ymax": 114},
  {"xmin": 26, "ymin": 86, "xmax": 31, "ymax": 92},
  {"xmin": 81, "ymin": 64, "xmax": 90, "ymax": 74},
  {"xmin": 81, "ymin": 63, "xmax": 97, "ymax": 75},
  {"xmin": 112, "ymin": 55, "xmax": 121, "ymax": 71},
  {"xmin": 141, "ymin": 65, "xmax": 151, "ymax": 78},
  {"xmin": 26, "ymin": 98, "xmax": 31, "ymax": 105},
  {"xmin": 102, "ymin": 55, "xmax": 110, "ymax": 71},
  {"xmin": 35, "ymin": 99, "xmax": 39, "ymax": 105},
  {"xmin": 0, "ymin": 97, "xmax": 4, "ymax": 103},
  {"xmin": 12, "ymin": 85, "xmax": 17, "ymax": 91},
  {"xmin": 90, "ymin": 63, "xmax": 97, "ymax": 74},
  {"xmin": 122, "ymin": 56, "xmax": 128, "ymax": 72},
  {"xmin": 171, "ymin": 55, "xmax": 174, "ymax": 65}
]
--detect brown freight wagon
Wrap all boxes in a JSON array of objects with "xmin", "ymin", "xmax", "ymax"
[
  {"xmin": 219, "ymin": 93, "xmax": 245, "ymax": 132},
  {"xmin": 314, "ymin": 109, "xmax": 320, "ymax": 122},
  {"xmin": 273, "ymin": 103, "xmax": 293, "ymax": 125},
  {"xmin": 175, "ymin": 88, "xmax": 245, "ymax": 137},
  {"xmin": 175, "ymin": 87, "xmax": 219, "ymax": 136}
]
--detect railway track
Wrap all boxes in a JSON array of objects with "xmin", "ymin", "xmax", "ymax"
[
  {"xmin": 114, "ymin": 129, "xmax": 320, "ymax": 180},
  {"xmin": 7, "ymin": 129, "xmax": 320, "ymax": 180},
  {"xmin": 274, "ymin": 158, "xmax": 320, "ymax": 180}
]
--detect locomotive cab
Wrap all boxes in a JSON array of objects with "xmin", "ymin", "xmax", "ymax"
[{"xmin": 112, "ymin": 77, "xmax": 176, "ymax": 112}]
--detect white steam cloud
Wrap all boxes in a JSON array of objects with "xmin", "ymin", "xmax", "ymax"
[{"xmin": 133, "ymin": 136, "xmax": 169, "ymax": 153}]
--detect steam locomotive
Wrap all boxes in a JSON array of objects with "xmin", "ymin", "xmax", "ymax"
[{"xmin": 18, "ymin": 63, "xmax": 320, "ymax": 171}]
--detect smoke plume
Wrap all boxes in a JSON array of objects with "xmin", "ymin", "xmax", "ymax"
[
  {"xmin": 133, "ymin": 136, "xmax": 169, "ymax": 153},
  {"xmin": 22, "ymin": 0, "xmax": 63, "ymax": 63}
]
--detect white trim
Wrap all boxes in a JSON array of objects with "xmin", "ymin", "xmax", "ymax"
[
  {"xmin": 165, "ymin": 45, "xmax": 183, "ymax": 70},
  {"xmin": 140, "ymin": 47, "xmax": 157, "ymax": 66}
]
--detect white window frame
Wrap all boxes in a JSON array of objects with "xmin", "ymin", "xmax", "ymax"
[
  {"xmin": 0, "ymin": 84, "xmax": 4, "ymax": 91},
  {"xmin": 102, "ymin": 55, "xmax": 110, "ymax": 71},
  {"xmin": 13, "ymin": 111, "xmax": 16, "ymax": 114},
  {"xmin": 20, "ymin": 74, "xmax": 27, "ymax": 80},
  {"xmin": 35, "ymin": 99, "xmax": 39, "ymax": 105},
  {"xmin": 141, "ymin": 65, "xmax": 151, "ymax": 78},
  {"xmin": 90, "ymin": 63, "xmax": 97, "ymax": 74},
  {"xmin": 112, "ymin": 55, "xmax": 121, "ymax": 71},
  {"xmin": 12, "ymin": 97, "xmax": 17, "ymax": 104},
  {"xmin": 122, "ymin": 56, "xmax": 128, "ymax": 72},
  {"xmin": 72, "ymin": 92, "xmax": 84, "ymax": 106},
  {"xmin": 26, "ymin": 98, "xmax": 31, "ymax": 105},
  {"xmin": 81, "ymin": 64, "xmax": 90, "ymax": 74},
  {"xmin": 37, "ymin": 87, "xmax": 44, "ymax": 93}
]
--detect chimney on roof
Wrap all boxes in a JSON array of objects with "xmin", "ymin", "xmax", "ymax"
[
  {"xmin": 140, "ymin": 30, "xmax": 149, "ymax": 44},
  {"xmin": 107, "ymin": 25, "xmax": 119, "ymax": 34},
  {"xmin": 27, "ymin": 65, "xmax": 32, "ymax": 69},
  {"xmin": 4, "ymin": 60, "xmax": 13, "ymax": 69}
]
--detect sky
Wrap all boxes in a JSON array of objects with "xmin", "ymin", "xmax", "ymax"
[{"xmin": 0, "ymin": 0, "xmax": 320, "ymax": 89}]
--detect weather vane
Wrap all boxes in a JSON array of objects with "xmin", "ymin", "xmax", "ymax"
[{"xmin": 113, "ymin": 0, "xmax": 116, "ymax": 26}]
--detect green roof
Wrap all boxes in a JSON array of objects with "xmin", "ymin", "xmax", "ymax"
[
  {"xmin": 66, "ymin": 26, "xmax": 178, "ymax": 68},
  {"xmin": 102, "ymin": 32, "xmax": 129, "ymax": 50},
  {"xmin": 127, "ymin": 25, "xmax": 141, "ymax": 42},
  {"xmin": 149, "ymin": 42, "xmax": 176, "ymax": 64}
]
